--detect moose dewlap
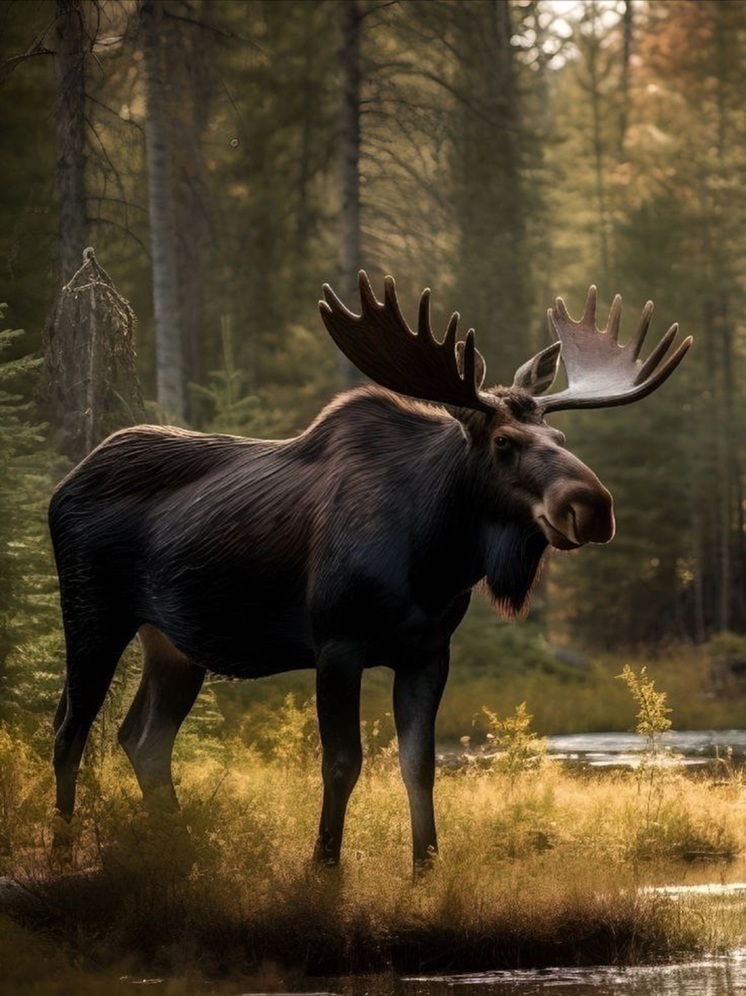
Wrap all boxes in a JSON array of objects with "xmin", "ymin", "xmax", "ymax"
[{"xmin": 50, "ymin": 272, "xmax": 691, "ymax": 874}]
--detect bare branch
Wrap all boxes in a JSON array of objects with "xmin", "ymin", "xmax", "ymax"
[{"xmin": 0, "ymin": 44, "xmax": 54, "ymax": 87}]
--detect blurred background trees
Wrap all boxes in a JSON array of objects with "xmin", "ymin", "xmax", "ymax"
[{"xmin": 1, "ymin": 0, "xmax": 745, "ymax": 726}]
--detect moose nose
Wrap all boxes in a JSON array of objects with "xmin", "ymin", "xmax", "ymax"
[
  {"xmin": 565, "ymin": 485, "xmax": 615, "ymax": 545},
  {"xmin": 540, "ymin": 479, "xmax": 615, "ymax": 548}
]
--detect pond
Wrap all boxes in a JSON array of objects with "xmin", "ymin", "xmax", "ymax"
[
  {"xmin": 439, "ymin": 729, "xmax": 746, "ymax": 771},
  {"xmin": 546, "ymin": 729, "xmax": 746, "ymax": 768},
  {"xmin": 114, "ymin": 957, "xmax": 746, "ymax": 996}
]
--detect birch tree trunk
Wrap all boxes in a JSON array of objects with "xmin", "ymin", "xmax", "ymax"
[{"xmin": 141, "ymin": 0, "xmax": 185, "ymax": 420}]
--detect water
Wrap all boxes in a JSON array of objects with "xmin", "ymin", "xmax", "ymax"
[
  {"xmin": 114, "ymin": 959, "xmax": 746, "ymax": 995},
  {"xmin": 546, "ymin": 729, "xmax": 746, "ymax": 769},
  {"xmin": 439, "ymin": 729, "xmax": 746, "ymax": 771},
  {"xmin": 400, "ymin": 958, "xmax": 746, "ymax": 995}
]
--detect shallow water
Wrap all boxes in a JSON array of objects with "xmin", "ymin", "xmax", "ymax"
[
  {"xmin": 401, "ymin": 959, "xmax": 746, "ymax": 995},
  {"xmin": 546, "ymin": 729, "xmax": 746, "ymax": 768},
  {"xmin": 164, "ymin": 956, "xmax": 746, "ymax": 996},
  {"xmin": 439, "ymin": 729, "xmax": 746, "ymax": 771}
]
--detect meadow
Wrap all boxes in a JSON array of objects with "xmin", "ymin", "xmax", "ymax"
[{"xmin": 3, "ymin": 662, "xmax": 746, "ymax": 995}]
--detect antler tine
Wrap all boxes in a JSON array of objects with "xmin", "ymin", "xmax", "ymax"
[
  {"xmin": 319, "ymin": 271, "xmax": 496, "ymax": 413},
  {"xmin": 539, "ymin": 286, "xmax": 692, "ymax": 413},
  {"xmin": 461, "ymin": 329, "xmax": 477, "ymax": 396},
  {"xmin": 322, "ymin": 281, "xmax": 356, "ymax": 319},
  {"xmin": 443, "ymin": 311, "xmax": 460, "ymax": 355},
  {"xmin": 417, "ymin": 286, "xmax": 437, "ymax": 347},
  {"xmin": 634, "ymin": 322, "xmax": 680, "ymax": 385},
  {"xmin": 550, "ymin": 296, "xmax": 572, "ymax": 337},
  {"xmin": 360, "ymin": 269, "xmax": 383, "ymax": 314},
  {"xmin": 631, "ymin": 300, "xmax": 654, "ymax": 360},
  {"xmin": 607, "ymin": 295, "xmax": 622, "ymax": 342},
  {"xmin": 582, "ymin": 285, "xmax": 598, "ymax": 328}
]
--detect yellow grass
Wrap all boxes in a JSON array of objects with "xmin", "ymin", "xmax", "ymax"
[{"xmin": 3, "ymin": 714, "xmax": 746, "ymax": 993}]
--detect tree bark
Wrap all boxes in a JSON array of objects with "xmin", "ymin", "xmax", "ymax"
[
  {"xmin": 338, "ymin": 0, "xmax": 363, "ymax": 388},
  {"xmin": 585, "ymin": 1, "xmax": 610, "ymax": 277},
  {"xmin": 141, "ymin": 0, "xmax": 185, "ymax": 420},
  {"xmin": 618, "ymin": 0, "xmax": 633, "ymax": 156},
  {"xmin": 54, "ymin": 0, "xmax": 88, "ymax": 282},
  {"xmin": 173, "ymin": 0, "xmax": 213, "ymax": 410}
]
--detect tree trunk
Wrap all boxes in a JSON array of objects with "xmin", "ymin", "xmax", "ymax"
[
  {"xmin": 141, "ymin": 0, "xmax": 185, "ymax": 420},
  {"xmin": 618, "ymin": 0, "xmax": 633, "ymax": 156},
  {"xmin": 54, "ymin": 0, "xmax": 88, "ymax": 282},
  {"xmin": 338, "ymin": 0, "xmax": 363, "ymax": 387},
  {"xmin": 173, "ymin": 0, "xmax": 213, "ymax": 413},
  {"xmin": 585, "ymin": 1, "xmax": 610, "ymax": 277},
  {"xmin": 450, "ymin": 0, "xmax": 530, "ymax": 378}
]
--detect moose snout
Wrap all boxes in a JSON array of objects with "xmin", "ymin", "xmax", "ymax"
[{"xmin": 535, "ymin": 479, "xmax": 615, "ymax": 549}]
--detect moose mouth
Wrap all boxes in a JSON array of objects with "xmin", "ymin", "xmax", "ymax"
[{"xmin": 535, "ymin": 514, "xmax": 581, "ymax": 551}]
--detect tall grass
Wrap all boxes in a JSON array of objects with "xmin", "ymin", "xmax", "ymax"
[{"xmin": 2, "ymin": 686, "xmax": 746, "ymax": 992}]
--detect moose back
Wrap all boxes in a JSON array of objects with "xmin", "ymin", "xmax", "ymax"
[{"xmin": 50, "ymin": 273, "xmax": 691, "ymax": 873}]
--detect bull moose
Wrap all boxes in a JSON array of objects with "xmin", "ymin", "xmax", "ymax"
[{"xmin": 50, "ymin": 273, "xmax": 691, "ymax": 872}]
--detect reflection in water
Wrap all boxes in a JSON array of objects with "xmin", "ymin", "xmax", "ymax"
[
  {"xmin": 546, "ymin": 730, "xmax": 746, "ymax": 769},
  {"xmin": 439, "ymin": 729, "xmax": 746, "ymax": 772},
  {"xmin": 284, "ymin": 957, "xmax": 746, "ymax": 996},
  {"xmin": 402, "ymin": 958, "xmax": 746, "ymax": 995}
]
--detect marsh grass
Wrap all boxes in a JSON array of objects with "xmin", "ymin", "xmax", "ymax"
[
  {"xmin": 0, "ymin": 666, "xmax": 742, "ymax": 987},
  {"xmin": 2, "ymin": 710, "xmax": 746, "ymax": 992}
]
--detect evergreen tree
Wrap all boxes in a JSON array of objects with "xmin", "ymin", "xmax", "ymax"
[{"xmin": 0, "ymin": 305, "xmax": 58, "ymax": 698}]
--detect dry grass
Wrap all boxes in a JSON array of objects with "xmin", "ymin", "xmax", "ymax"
[{"xmin": 3, "ymin": 711, "xmax": 746, "ymax": 992}]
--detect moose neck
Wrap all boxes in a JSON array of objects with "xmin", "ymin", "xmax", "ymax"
[
  {"xmin": 300, "ymin": 387, "xmax": 548, "ymax": 617},
  {"xmin": 383, "ymin": 399, "xmax": 549, "ymax": 618}
]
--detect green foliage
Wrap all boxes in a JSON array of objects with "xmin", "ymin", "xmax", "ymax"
[
  {"xmin": 618, "ymin": 665, "xmax": 672, "ymax": 747},
  {"xmin": 618, "ymin": 664, "xmax": 677, "ymax": 841},
  {"xmin": 188, "ymin": 322, "xmax": 309, "ymax": 438},
  {"xmin": 0, "ymin": 305, "xmax": 44, "ymax": 457},
  {"xmin": 0, "ymin": 306, "xmax": 63, "ymax": 708},
  {"xmin": 706, "ymin": 631, "xmax": 746, "ymax": 684},
  {"xmin": 479, "ymin": 701, "xmax": 548, "ymax": 789},
  {"xmin": 0, "ymin": 724, "xmax": 50, "ymax": 868},
  {"xmin": 248, "ymin": 692, "xmax": 320, "ymax": 768}
]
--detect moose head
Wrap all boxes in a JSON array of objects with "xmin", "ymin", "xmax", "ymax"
[{"xmin": 321, "ymin": 272, "xmax": 691, "ymax": 586}]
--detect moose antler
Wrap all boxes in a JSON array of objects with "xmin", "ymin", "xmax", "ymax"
[
  {"xmin": 319, "ymin": 271, "xmax": 497, "ymax": 414},
  {"xmin": 532, "ymin": 286, "xmax": 692, "ymax": 413}
]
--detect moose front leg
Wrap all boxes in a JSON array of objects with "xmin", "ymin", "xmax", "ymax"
[
  {"xmin": 313, "ymin": 639, "xmax": 364, "ymax": 866},
  {"xmin": 393, "ymin": 653, "xmax": 449, "ymax": 875}
]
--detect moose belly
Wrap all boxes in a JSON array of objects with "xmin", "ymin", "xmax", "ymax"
[{"xmin": 140, "ymin": 576, "xmax": 315, "ymax": 679}]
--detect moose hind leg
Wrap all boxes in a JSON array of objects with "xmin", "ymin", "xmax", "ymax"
[
  {"xmin": 54, "ymin": 621, "xmax": 136, "ymax": 823},
  {"xmin": 313, "ymin": 640, "xmax": 364, "ymax": 866},
  {"xmin": 118, "ymin": 625, "xmax": 205, "ymax": 810}
]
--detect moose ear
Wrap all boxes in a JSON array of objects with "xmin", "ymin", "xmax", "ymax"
[{"xmin": 512, "ymin": 341, "xmax": 562, "ymax": 396}]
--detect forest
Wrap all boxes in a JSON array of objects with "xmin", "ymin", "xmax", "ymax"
[
  {"xmin": 1, "ymin": 0, "xmax": 746, "ymax": 732},
  {"xmin": 5, "ymin": 0, "xmax": 746, "ymax": 988}
]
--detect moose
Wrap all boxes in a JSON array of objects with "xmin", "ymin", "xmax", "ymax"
[{"xmin": 50, "ymin": 273, "xmax": 691, "ymax": 872}]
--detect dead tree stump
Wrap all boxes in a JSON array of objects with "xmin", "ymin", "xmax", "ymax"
[{"xmin": 40, "ymin": 248, "xmax": 145, "ymax": 462}]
